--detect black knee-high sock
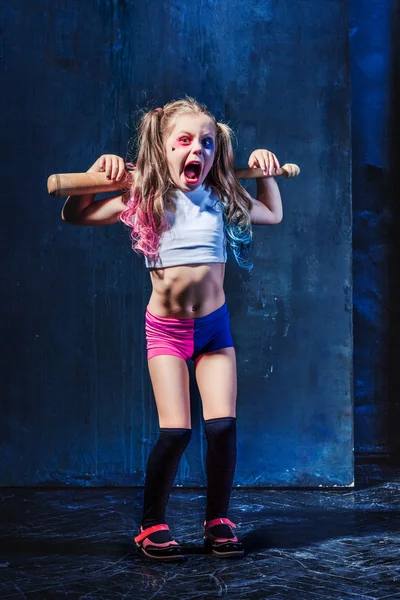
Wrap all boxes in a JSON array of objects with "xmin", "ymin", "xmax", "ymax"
[
  {"xmin": 204, "ymin": 417, "xmax": 237, "ymax": 521},
  {"xmin": 141, "ymin": 428, "xmax": 191, "ymax": 529}
]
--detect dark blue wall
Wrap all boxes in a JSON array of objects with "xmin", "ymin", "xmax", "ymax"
[
  {"xmin": 0, "ymin": 0, "xmax": 353, "ymax": 486},
  {"xmin": 350, "ymin": 0, "xmax": 400, "ymax": 460}
]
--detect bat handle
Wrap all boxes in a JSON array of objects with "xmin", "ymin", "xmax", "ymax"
[{"xmin": 234, "ymin": 163, "xmax": 300, "ymax": 179}]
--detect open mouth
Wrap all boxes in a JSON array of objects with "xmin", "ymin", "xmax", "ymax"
[{"xmin": 183, "ymin": 161, "xmax": 202, "ymax": 184}]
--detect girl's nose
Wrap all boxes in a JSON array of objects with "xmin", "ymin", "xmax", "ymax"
[{"xmin": 192, "ymin": 141, "xmax": 202, "ymax": 155}]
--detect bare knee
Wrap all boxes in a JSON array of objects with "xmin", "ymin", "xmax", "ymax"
[
  {"xmin": 157, "ymin": 403, "xmax": 192, "ymax": 430},
  {"xmin": 159, "ymin": 416, "xmax": 192, "ymax": 429}
]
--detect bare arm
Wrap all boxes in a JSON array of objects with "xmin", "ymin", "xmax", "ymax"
[
  {"xmin": 61, "ymin": 154, "xmax": 128, "ymax": 225},
  {"xmin": 246, "ymin": 148, "xmax": 284, "ymax": 225},
  {"xmin": 250, "ymin": 177, "xmax": 283, "ymax": 225},
  {"xmin": 61, "ymin": 192, "xmax": 127, "ymax": 225}
]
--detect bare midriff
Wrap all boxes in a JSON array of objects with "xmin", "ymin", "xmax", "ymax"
[{"xmin": 147, "ymin": 263, "xmax": 226, "ymax": 319}]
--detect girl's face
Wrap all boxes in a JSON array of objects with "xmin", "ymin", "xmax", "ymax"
[{"xmin": 164, "ymin": 113, "xmax": 216, "ymax": 192}]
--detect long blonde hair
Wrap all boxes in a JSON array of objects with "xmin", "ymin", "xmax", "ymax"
[{"xmin": 120, "ymin": 97, "xmax": 253, "ymax": 269}]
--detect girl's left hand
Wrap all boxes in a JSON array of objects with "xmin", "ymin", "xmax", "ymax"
[{"xmin": 248, "ymin": 149, "xmax": 280, "ymax": 176}]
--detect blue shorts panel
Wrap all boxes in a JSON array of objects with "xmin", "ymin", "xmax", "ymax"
[{"xmin": 192, "ymin": 302, "xmax": 234, "ymax": 361}]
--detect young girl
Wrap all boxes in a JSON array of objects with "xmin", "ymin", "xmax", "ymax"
[{"xmin": 62, "ymin": 97, "xmax": 284, "ymax": 561}]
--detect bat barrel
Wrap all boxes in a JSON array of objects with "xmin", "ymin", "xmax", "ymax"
[{"xmin": 47, "ymin": 172, "xmax": 132, "ymax": 197}]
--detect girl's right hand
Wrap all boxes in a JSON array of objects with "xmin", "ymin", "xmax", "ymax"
[{"xmin": 87, "ymin": 154, "xmax": 126, "ymax": 182}]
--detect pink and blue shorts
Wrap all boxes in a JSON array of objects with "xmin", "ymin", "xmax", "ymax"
[{"xmin": 145, "ymin": 302, "xmax": 234, "ymax": 363}]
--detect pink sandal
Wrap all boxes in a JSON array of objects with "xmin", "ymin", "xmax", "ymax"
[
  {"xmin": 134, "ymin": 524, "xmax": 185, "ymax": 561},
  {"xmin": 204, "ymin": 518, "xmax": 244, "ymax": 557}
]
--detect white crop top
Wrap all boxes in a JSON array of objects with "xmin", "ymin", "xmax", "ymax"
[{"xmin": 144, "ymin": 185, "xmax": 227, "ymax": 269}]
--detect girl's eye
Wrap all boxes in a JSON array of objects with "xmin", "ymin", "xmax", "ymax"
[
  {"xmin": 179, "ymin": 137, "xmax": 190, "ymax": 144},
  {"xmin": 202, "ymin": 138, "xmax": 214, "ymax": 148}
]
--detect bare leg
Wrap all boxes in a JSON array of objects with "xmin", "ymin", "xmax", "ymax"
[
  {"xmin": 195, "ymin": 348, "xmax": 238, "ymax": 516},
  {"xmin": 141, "ymin": 355, "xmax": 191, "ymax": 527},
  {"xmin": 148, "ymin": 355, "xmax": 191, "ymax": 428},
  {"xmin": 195, "ymin": 347, "xmax": 237, "ymax": 420},
  {"xmin": 196, "ymin": 348, "xmax": 244, "ymax": 557},
  {"xmin": 194, "ymin": 348, "xmax": 243, "ymax": 556}
]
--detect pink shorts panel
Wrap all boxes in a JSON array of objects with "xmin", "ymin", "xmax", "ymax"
[
  {"xmin": 145, "ymin": 308, "xmax": 195, "ymax": 361},
  {"xmin": 147, "ymin": 347, "xmax": 188, "ymax": 361}
]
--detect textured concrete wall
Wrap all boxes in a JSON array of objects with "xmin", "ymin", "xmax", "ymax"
[
  {"xmin": 350, "ymin": 0, "xmax": 400, "ymax": 459},
  {"xmin": 0, "ymin": 0, "xmax": 353, "ymax": 486}
]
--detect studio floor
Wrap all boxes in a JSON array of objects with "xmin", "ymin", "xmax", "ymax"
[{"xmin": 0, "ymin": 465, "xmax": 399, "ymax": 600}]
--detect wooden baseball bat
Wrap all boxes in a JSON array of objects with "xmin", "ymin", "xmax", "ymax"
[{"xmin": 47, "ymin": 164, "xmax": 300, "ymax": 197}]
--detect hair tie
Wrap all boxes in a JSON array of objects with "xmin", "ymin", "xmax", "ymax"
[{"xmin": 154, "ymin": 107, "xmax": 163, "ymax": 116}]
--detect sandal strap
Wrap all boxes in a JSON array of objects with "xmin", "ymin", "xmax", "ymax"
[
  {"xmin": 204, "ymin": 517, "xmax": 237, "ymax": 529},
  {"xmin": 134, "ymin": 523, "xmax": 169, "ymax": 544}
]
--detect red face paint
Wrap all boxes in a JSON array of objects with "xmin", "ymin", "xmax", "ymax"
[{"xmin": 177, "ymin": 136, "xmax": 192, "ymax": 146}]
